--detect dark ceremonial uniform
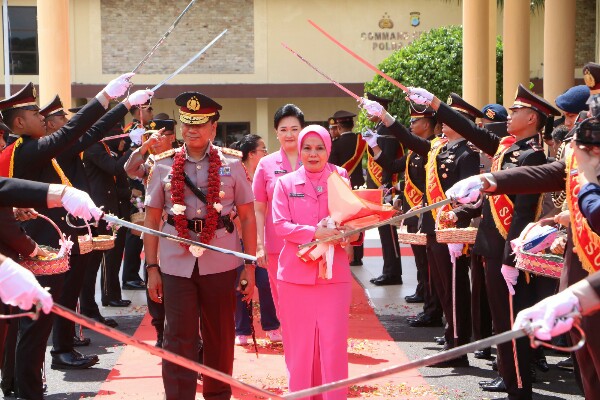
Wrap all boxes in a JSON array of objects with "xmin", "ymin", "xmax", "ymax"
[
  {"xmin": 387, "ymin": 96, "xmax": 481, "ymax": 350},
  {"xmin": 366, "ymin": 123, "xmax": 403, "ymax": 283},
  {"xmin": 437, "ymin": 86, "xmax": 561, "ymax": 400},
  {"xmin": 41, "ymin": 95, "xmax": 130, "ymax": 361},
  {"xmin": 328, "ymin": 110, "xmax": 366, "ymax": 265},
  {"xmin": 0, "ymin": 83, "xmax": 108, "ymax": 400},
  {"xmin": 374, "ymin": 137, "xmax": 443, "ymax": 321},
  {"xmin": 145, "ymin": 92, "xmax": 254, "ymax": 400}
]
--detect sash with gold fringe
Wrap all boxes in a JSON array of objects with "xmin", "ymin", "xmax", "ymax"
[
  {"xmin": 367, "ymin": 150, "xmax": 383, "ymax": 188},
  {"xmin": 566, "ymin": 147, "xmax": 600, "ymax": 274},
  {"xmin": 404, "ymin": 151, "xmax": 423, "ymax": 209},
  {"xmin": 341, "ymin": 135, "xmax": 367, "ymax": 176},
  {"xmin": 425, "ymin": 137, "xmax": 450, "ymax": 220},
  {"xmin": 488, "ymin": 136, "xmax": 517, "ymax": 239}
]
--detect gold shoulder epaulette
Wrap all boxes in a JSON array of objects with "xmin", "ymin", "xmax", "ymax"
[
  {"xmin": 218, "ymin": 146, "xmax": 243, "ymax": 158},
  {"xmin": 154, "ymin": 148, "xmax": 176, "ymax": 161},
  {"xmin": 528, "ymin": 140, "xmax": 543, "ymax": 152}
]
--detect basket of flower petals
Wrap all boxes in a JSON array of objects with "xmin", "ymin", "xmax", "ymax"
[
  {"xmin": 77, "ymin": 221, "xmax": 93, "ymax": 255},
  {"xmin": 396, "ymin": 205, "xmax": 427, "ymax": 245},
  {"xmin": 92, "ymin": 235, "xmax": 115, "ymax": 251},
  {"xmin": 434, "ymin": 210, "xmax": 478, "ymax": 244},
  {"xmin": 20, "ymin": 214, "xmax": 71, "ymax": 275},
  {"xmin": 512, "ymin": 219, "xmax": 564, "ymax": 279}
]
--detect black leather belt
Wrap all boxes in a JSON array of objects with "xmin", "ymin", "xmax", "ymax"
[{"xmin": 166, "ymin": 214, "xmax": 233, "ymax": 233}]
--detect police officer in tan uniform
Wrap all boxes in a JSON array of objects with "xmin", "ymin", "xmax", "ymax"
[{"xmin": 144, "ymin": 92, "xmax": 256, "ymax": 400}]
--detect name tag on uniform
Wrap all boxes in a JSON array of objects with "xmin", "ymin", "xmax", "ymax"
[
  {"xmin": 290, "ymin": 193, "xmax": 305, "ymax": 198},
  {"xmin": 219, "ymin": 166, "xmax": 231, "ymax": 176},
  {"xmin": 274, "ymin": 169, "xmax": 287, "ymax": 175}
]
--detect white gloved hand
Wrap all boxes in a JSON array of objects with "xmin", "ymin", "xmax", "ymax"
[
  {"xmin": 408, "ymin": 87, "xmax": 434, "ymax": 105},
  {"xmin": 0, "ymin": 258, "xmax": 53, "ymax": 313},
  {"xmin": 501, "ymin": 264, "xmax": 520, "ymax": 296},
  {"xmin": 513, "ymin": 290, "xmax": 580, "ymax": 340},
  {"xmin": 61, "ymin": 186, "xmax": 103, "ymax": 222},
  {"xmin": 361, "ymin": 129, "xmax": 379, "ymax": 148},
  {"xmin": 129, "ymin": 127, "xmax": 145, "ymax": 146},
  {"xmin": 360, "ymin": 98, "xmax": 385, "ymax": 118},
  {"xmin": 128, "ymin": 89, "xmax": 154, "ymax": 106},
  {"xmin": 447, "ymin": 243, "xmax": 463, "ymax": 263},
  {"xmin": 446, "ymin": 175, "xmax": 483, "ymax": 204},
  {"xmin": 104, "ymin": 72, "xmax": 134, "ymax": 98}
]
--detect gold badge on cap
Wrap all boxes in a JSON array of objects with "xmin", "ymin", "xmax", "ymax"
[
  {"xmin": 485, "ymin": 109, "xmax": 496, "ymax": 119},
  {"xmin": 447, "ymin": 96, "xmax": 453, "ymax": 105},
  {"xmin": 187, "ymin": 96, "xmax": 201, "ymax": 111},
  {"xmin": 150, "ymin": 121, "xmax": 156, "ymax": 129},
  {"xmin": 584, "ymin": 69, "xmax": 596, "ymax": 89},
  {"xmin": 32, "ymin": 86, "xmax": 37, "ymax": 99}
]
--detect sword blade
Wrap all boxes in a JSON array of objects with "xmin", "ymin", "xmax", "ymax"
[
  {"xmin": 50, "ymin": 304, "xmax": 280, "ymax": 399},
  {"xmin": 298, "ymin": 198, "xmax": 454, "ymax": 249},
  {"xmin": 151, "ymin": 29, "xmax": 228, "ymax": 92},
  {"xmin": 102, "ymin": 214, "xmax": 256, "ymax": 261},
  {"xmin": 281, "ymin": 42, "xmax": 362, "ymax": 101},
  {"xmin": 308, "ymin": 20, "xmax": 409, "ymax": 93},
  {"xmin": 131, "ymin": 0, "xmax": 197, "ymax": 73}
]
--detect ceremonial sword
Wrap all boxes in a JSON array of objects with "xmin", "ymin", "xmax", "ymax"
[
  {"xmin": 281, "ymin": 42, "xmax": 362, "ymax": 101},
  {"xmin": 131, "ymin": 0, "xmax": 197, "ymax": 74},
  {"xmin": 151, "ymin": 29, "xmax": 228, "ymax": 92},
  {"xmin": 70, "ymin": 214, "xmax": 256, "ymax": 262},
  {"xmin": 307, "ymin": 20, "xmax": 409, "ymax": 94}
]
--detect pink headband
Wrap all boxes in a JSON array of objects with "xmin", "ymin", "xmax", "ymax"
[{"xmin": 298, "ymin": 124, "xmax": 332, "ymax": 155}]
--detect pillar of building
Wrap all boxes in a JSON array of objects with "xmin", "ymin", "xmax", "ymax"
[
  {"xmin": 463, "ymin": 0, "xmax": 490, "ymax": 108},
  {"xmin": 488, "ymin": 0, "xmax": 497, "ymax": 103},
  {"xmin": 38, "ymin": 1, "xmax": 71, "ymax": 109},
  {"xmin": 543, "ymin": 0, "xmax": 576, "ymax": 103},
  {"xmin": 502, "ymin": 0, "xmax": 530, "ymax": 108},
  {"xmin": 255, "ymin": 98, "xmax": 270, "ymax": 147}
]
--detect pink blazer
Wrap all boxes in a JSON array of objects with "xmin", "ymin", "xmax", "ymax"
[
  {"xmin": 253, "ymin": 148, "xmax": 301, "ymax": 255},
  {"xmin": 272, "ymin": 164, "xmax": 351, "ymax": 285}
]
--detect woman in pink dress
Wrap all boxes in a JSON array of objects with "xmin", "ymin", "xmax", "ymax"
[
  {"xmin": 253, "ymin": 104, "xmax": 304, "ymax": 312},
  {"xmin": 272, "ymin": 125, "xmax": 361, "ymax": 399}
]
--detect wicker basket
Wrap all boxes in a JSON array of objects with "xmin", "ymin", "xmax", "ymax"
[
  {"xmin": 92, "ymin": 235, "xmax": 115, "ymax": 251},
  {"xmin": 77, "ymin": 222, "xmax": 93, "ymax": 255},
  {"xmin": 20, "ymin": 214, "xmax": 70, "ymax": 276},
  {"xmin": 514, "ymin": 219, "xmax": 564, "ymax": 280},
  {"xmin": 396, "ymin": 206, "xmax": 427, "ymax": 245},
  {"xmin": 434, "ymin": 208, "xmax": 478, "ymax": 244},
  {"xmin": 130, "ymin": 211, "xmax": 145, "ymax": 237}
]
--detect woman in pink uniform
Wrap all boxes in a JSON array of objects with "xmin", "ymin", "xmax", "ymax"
[
  {"xmin": 272, "ymin": 125, "xmax": 361, "ymax": 399},
  {"xmin": 253, "ymin": 104, "xmax": 304, "ymax": 310}
]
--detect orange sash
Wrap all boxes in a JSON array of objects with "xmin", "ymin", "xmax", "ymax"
[
  {"xmin": 366, "ymin": 150, "xmax": 383, "ymax": 188},
  {"xmin": 341, "ymin": 135, "xmax": 367, "ymax": 176},
  {"xmin": 425, "ymin": 137, "xmax": 449, "ymax": 220},
  {"xmin": 566, "ymin": 147, "xmax": 600, "ymax": 274},
  {"xmin": 404, "ymin": 151, "xmax": 423, "ymax": 209},
  {"xmin": 488, "ymin": 136, "xmax": 517, "ymax": 239},
  {"xmin": 0, "ymin": 137, "xmax": 21, "ymax": 177}
]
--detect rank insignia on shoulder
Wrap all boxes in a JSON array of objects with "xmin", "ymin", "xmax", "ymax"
[
  {"xmin": 290, "ymin": 193, "xmax": 305, "ymax": 198},
  {"xmin": 526, "ymin": 140, "xmax": 543, "ymax": 151},
  {"xmin": 218, "ymin": 146, "xmax": 243, "ymax": 158},
  {"xmin": 154, "ymin": 149, "xmax": 176, "ymax": 161},
  {"xmin": 219, "ymin": 166, "xmax": 232, "ymax": 176},
  {"xmin": 570, "ymin": 168, "xmax": 578, "ymax": 176},
  {"xmin": 274, "ymin": 170, "xmax": 288, "ymax": 175}
]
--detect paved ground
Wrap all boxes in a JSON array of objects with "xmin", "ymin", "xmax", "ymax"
[{"xmin": 17, "ymin": 230, "xmax": 584, "ymax": 399}]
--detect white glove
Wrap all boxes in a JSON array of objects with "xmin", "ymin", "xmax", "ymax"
[
  {"xmin": 408, "ymin": 87, "xmax": 434, "ymax": 105},
  {"xmin": 361, "ymin": 129, "xmax": 379, "ymax": 148},
  {"xmin": 361, "ymin": 98, "xmax": 385, "ymax": 118},
  {"xmin": 61, "ymin": 186, "xmax": 103, "ymax": 222},
  {"xmin": 128, "ymin": 89, "xmax": 154, "ymax": 106},
  {"xmin": 501, "ymin": 264, "xmax": 520, "ymax": 296},
  {"xmin": 129, "ymin": 127, "xmax": 145, "ymax": 146},
  {"xmin": 104, "ymin": 72, "xmax": 134, "ymax": 99},
  {"xmin": 447, "ymin": 243, "xmax": 463, "ymax": 263},
  {"xmin": 446, "ymin": 175, "xmax": 483, "ymax": 204},
  {"xmin": 513, "ymin": 290, "xmax": 580, "ymax": 341},
  {"xmin": 0, "ymin": 258, "xmax": 53, "ymax": 313}
]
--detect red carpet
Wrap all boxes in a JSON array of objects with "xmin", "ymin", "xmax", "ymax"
[{"xmin": 95, "ymin": 277, "xmax": 435, "ymax": 399}]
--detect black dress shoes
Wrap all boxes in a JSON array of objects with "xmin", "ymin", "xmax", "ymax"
[
  {"xmin": 492, "ymin": 358, "xmax": 498, "ymax": 371},
  {"xmin": 557, "ymin": 356, "xmax": 574, "ymax": 371},
  {"xmin": 102, "ymin": 299, "xmax": 132, "ymax": 307},
  {"xmin": 408, "ymin": 314, "xmax": 444, "ymax": 327},
  {"xmin": 371, "ymin": 275, "xmax": 403, "ymax": 286},
  {"xmin": 87, "ymin": 314, "xmax": 119, "ymax": 328},
  {"xmin": 73, "ymin": 336, "xmax": 91, "ymax": 347},
  {"xmin": 430, "ymin": 354, "xmax": 469, "ymax": 368},
  {"xmin": 480, "ymin": 376, "xmax": 506, "ymax": 392},
  {"xmin": 434, "ymin": 336, "xmax": 446, "ymax": 346},
  {"xmin": 474, "ymin": 347, "xmax": 493, "ymax": 359},
  {"xmin": 122, "ymin": 280, "xmax": 146, "ymax": 290},
  {"xmin": 51, "ymin": 350, "xmax": 99, "ymax": 370},
  {"xmin": 349, "ymin": 260, "xmax": 363, "ymax": 266},
  {"xmin": 533, "ymin": 357, "xmax": 549, "ymax": 372},
  {"xmin": 407, "ymin": 312, "xmax": 425, "ymax": 322},
  {"xmin": 404, "ymin": 294, "xmax": 424, "ymax": 303}
]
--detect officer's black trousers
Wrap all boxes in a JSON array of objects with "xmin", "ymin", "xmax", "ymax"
[
  {"xmin": 101, "ymin": 226, "xmax": 127, "ymax": 303},
  {"xmin": 470, "ymin": 254, "xmax": 493, "ymax": 341},
  {"xmin": 379, "ymin": 224, "xmax": 402, "ymax": 278},
  {"xmin": 122, "ymin": 231, "xmax": 144, "ymax": 283},
  {"xmin": 409, "ymin": 226, "xmax": 442, "ymax": 319},
  {"xmin": 79, "ymin": 250, "xmax": 104, "ymax": 317}
]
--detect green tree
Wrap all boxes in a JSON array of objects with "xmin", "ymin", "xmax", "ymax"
[{"xmin": 358, "ymin": 25, "xmax": 503, "ymax": 130}]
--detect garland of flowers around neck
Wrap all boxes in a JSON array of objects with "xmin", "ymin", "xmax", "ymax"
[{"xmin": 170, "ymin": 145, "xmax": 222, "ymax": 249}]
